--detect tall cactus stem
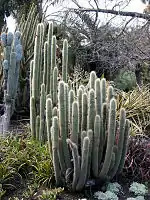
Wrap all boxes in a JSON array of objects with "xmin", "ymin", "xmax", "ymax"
[
  {"xmin": 46, "ymin": 22, "xmax": 53, "ymax": 95},
  {"xmin": 51, "ymin": 116, "xmax": 62, "ymax": 186},
  {"xmin": 39, "ymin": 83, "xmax": 46, "ymax": 143},
  {"xmin": 36, "ymin": 115, "xmax": 40, "ymax": 140},
  {"xmin": 92, "ymin": 115, "xmax": 101, "ymax": 177},
  {"xmin": 99, "ymin": 98, "xmax": 116, "ymax": 179},
  {"xmin": 30, "ymin": 60, "xmax": 34, "ymax": 97},
  {"xmin": 52, "ymin": 107, "xmax": 58, "ymax": 117},
  {"xmin": 87, "ymin": 89, "xmax": 96, "ymax": 131},
  {"xmin": 81, "ymin": 131, "xmax": 87, "ymax": 149},
  {"xmin": 46, "ymin": 98, "xmax": 52, "ymax": 157},
  {"xmin": 58, "ymin": 138, "xmax": 66, "ymax": 175},
  {"xmin": 58, "ymin": 81, "xmax": 71, "ymax": 168},
  {"xmin": 87, "ymin": 129, "xmax": 93, "ymax": 178},
  {"xmin": 76, "ymin": 137, "xmax": 90, "ymax": 191},
  {"xmin": 89, "ymin": 71, "xmax": 96, "ymax": 89},
  {"xmin": 32, "ymin": 24, "xmax": 41, "ymax": 101},
  {"xmin": 71, "ymin": 101, "xmax": 79, "ymax": 145},
  {"xmin": 43, "ymin": 41, "xmax": 48, "ymax": 85},
  {"xmin": 67, "ymin": 139, "xmax": 80, "ymax": 192},
  {"xmin": 51, "ymin": 35, "xmax": 57, "ymax": 97},
  {"xmin": 77, "ymin": 88, "xmax": 83, "ymax": 134},
  {"xmin": 101, "ymin": 78, "xmax": 106, "ymax": 104},
  {"xmin": 81, "ymin": 93, "xmax": 88, "ymax": 131},
  {"xmin": 62, "ymin": 39, "xmax": 68, "ymax": 83},
  {"xmin": 95, "ymin": 78, "xmax": 101, "ymax": 116},
  {"xmin": 117, "ymin": 119, "xmax": 130, "ymax": 175},
  {"xmin": 107, "ymin": 85, "xmax": 114, "ymax": 104},
  {"xmin": 68, "ymin": 89, "xmax": 75, "ymax": 129},
  {"xmin": 30, "ymin": 96, "xmax": 36, "ymax": 138},
  {"xmin": 53, "ymin": 66, "xmax": 58, "ymax": 106},
  {"xmin": 109, "ymin": 108, "xmax": 126, "ymax": 179}
]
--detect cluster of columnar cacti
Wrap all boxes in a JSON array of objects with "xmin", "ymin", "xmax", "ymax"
[
  {"xmin": 30, "ymin": 22, "xmax": 130, "ymax": 192},
  {"xmin": 0, "ymin": 31, "xmax": 23, "ymax": 134}
]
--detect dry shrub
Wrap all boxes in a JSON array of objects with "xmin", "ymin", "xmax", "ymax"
[{"xmin": 122, "ymin": 135, "xmax": 150, "ymax": 182}]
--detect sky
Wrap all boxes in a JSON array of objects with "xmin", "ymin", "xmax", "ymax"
[{"xmin": 6, "ymin": 0, "xmax": 146, "ymax": 33}]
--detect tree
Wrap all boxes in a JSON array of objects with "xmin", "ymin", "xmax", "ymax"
[{"xmin": 45, "ymin": 0, "xmax": 150, "ymax": 82}]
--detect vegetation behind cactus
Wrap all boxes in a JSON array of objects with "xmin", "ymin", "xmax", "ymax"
[{"xmin": 113, "ymin": 69, "xmax": 136, "ymax": 92}]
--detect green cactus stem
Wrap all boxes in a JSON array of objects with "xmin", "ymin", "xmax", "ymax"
[
  {"xmin": 53, "ymin": 66, "xmax": 58, "ymax": 106},
  {"xmin": 65, "ymin": 84, "xmax": 69, "ymax": 137},
  {"xmin": 43, "ymin": 41, "xmax": 48, "ymax": 85},
  {"xmin": 107, "ymin": 85, "xmax": 114, "ymax": 104},
  {"xmin": 81, "ymin": 93, "xmax": 88, "ymax": 131},
  {"xmin": 89, "ymin": 71, "xmax": 96, "ymax": 89},
  {"xmin": 46, "ymin": 98, "xmax": 52, "ymax": 157},
  {"xmin": 58, "ymin": 81, "xmax": 71, "ymax": 169},
  {"xmin": 62, "ymin": 39, "xmax": 68, "ymax": 83},
  {"xmin": 109, "ymin": 108, "xmax": 126, "ymax": 179},
  {"xmin": 68, "ymin": 89, "xmax": 75, "ymax": 129},
  {"xmin": 87, "ymin": 89, "xmax": 96, "ymax": 131},
  {"xmin": 46, "ymin": 22, "xmax": 53, "ymax": 95},
  {"xmin": 67, "ymin": 139, "xmax": 80, "ymax": 192},
  {"xmin": 30, "ymin": 60, "xmax": 34, "ymax": 97},
  {"xmin": 95, "ymin": 78, "xmax": 101, "ymax": 116},
  {"xmin": 30, "ymin": 96, "xmax": 36, "ymax": 138},
  {"xmin": 117, "ymin": 119, "xmax": 130, "ymax": 175},
  {"xmin": 58, "ymin": 138, "xmax": 66, "ymax": 175},
  {"xmin": 101, "ymin": 103, "xmax": 108, "ymax": 145},
  {"xmin": 71, "ymin": 101, "xmax": 79, "ymax": 145},
  {"xmin": 81, "ymin": 131, "xmax": 87, "ymax": 149},
  {"xmin": 32, "ymin": 24, "xmax": 41, "ymax": 101},
  {"xmin": 36, "ymin": 115, "xmax": 40, "ymax": 140},
  {"xmin": 51, "ymin": 36, "xmax": 57, "ymax": 98},
  {"xmin": 77, "ymin": 88, "xmax": 83, "ymax": 134},
  {"xmin": 52, "ymin": 107, "xmax": 58, "ymax": 117},
  {"xmin": 51, "ymin": 116, "xmax": 62, "ymax": 186},
  {"xmin": 92, "ymin": 115, "xmax": 101, "ymax": 177},
  {"xmin": 76, "ymin": 136, "xmax": 90, "ymax": 191},
  {"xmin": 39, "ymin": 83, "xmax": 46, "ymax": 143},
  {"xmin": 101, "ymin": 78, "xmax": 106, "ymax": 104},
  {"xmin": 99, "ymin": 98, "xmax": 116, "ymax": 180}
]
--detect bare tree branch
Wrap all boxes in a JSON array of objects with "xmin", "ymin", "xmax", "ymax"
[{"xmin": 72, "ymin": 8, "xmax": 150, "ymax": 20}]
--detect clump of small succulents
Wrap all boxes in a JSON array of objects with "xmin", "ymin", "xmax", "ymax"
[
  {"xmin": 94, "ymin": 190, "xmax": 118, "ymax": 200},
  {"xmin": 129, "ymin": 182, "xmax": 148, "ymax": 196},
  {"xmin": 93, "ymin": 182, "xmax": 148, "ymax": 200},
  {"xmin": 127, "ymin": 196, "xmax": 145, "ymax": 200}
]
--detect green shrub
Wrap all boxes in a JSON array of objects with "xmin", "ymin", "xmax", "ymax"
[{"xmin": 113, "ymin": 69, "xmax": 136, "ymax": 92}]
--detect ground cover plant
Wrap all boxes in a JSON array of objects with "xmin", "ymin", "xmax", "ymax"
[{"xmin": 0, "ymin": 130, "xmax": 63, "ymax": 199}]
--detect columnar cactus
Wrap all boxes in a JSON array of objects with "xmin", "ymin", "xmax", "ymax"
[
  {"xmin": 30, "ymin": 22, "xmax": 130, "ymax": 192},
  {"xmin": 0, "ymin": 31, "xmax": 23, "ymax": 134}
]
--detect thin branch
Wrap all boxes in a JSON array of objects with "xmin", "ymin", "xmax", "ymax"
[{"xmin": 72, "ymin": 8, "xmax": 150, "ymax": 20}]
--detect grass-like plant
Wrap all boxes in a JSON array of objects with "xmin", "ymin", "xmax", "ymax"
[{"xmin": 0, "ymin": 133, "xmax": 54, "ymax": 199}]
